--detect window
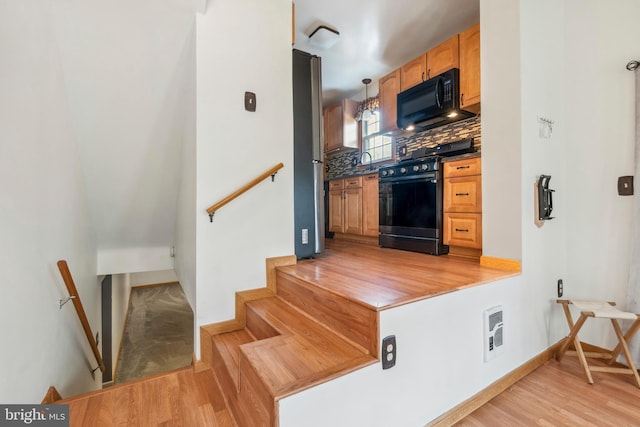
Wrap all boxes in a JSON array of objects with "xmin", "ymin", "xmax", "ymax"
[{"xmin": 362, "ymin": 113, "xmax": 393, "ymax": 163}]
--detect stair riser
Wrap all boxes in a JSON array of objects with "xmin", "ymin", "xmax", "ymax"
[
  {"xmin": 237, "ymin": 350, "xmax": 275, "ymax": 427},
  {"xmin": 210, "ymin": 337, "xmax": 240, "ymax": 397},
  {"xmin": 246, "ymin": 304, "xmax": 281, "ymax": 341},
  {"xmin": 276, "ymin": 271, "xmax": 378, "ymax": 355}
]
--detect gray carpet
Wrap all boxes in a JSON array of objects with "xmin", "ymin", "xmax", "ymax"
[{"xmin": 114, "ymin": 283, "xmax": 193, "ymax": 384}]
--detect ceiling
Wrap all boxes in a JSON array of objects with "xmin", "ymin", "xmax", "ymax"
[{"xmin": 293, "ymin": 0, "xmax": 479, "ymax": 106}]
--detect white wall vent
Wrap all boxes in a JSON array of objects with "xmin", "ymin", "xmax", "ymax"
[{"xmin": 484, "ymin": 305, "xmax": 504, "ymax": 362}]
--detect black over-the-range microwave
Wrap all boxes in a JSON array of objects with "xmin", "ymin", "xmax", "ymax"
[{"xmin": 396, "ymin": 68, "xmax": 475, "ymax": 132}]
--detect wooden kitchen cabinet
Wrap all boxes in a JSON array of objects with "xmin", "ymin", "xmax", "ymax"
[
  {"xmin": 329, "ymin": 176, "xmax": 363, "ymax": 235},
  {"xmin": 400, "ymin": 54, "xmax": 427, "ymax": 91},
  {"xmin": 400, "ymin": 35, "xmax": 459, "ymax": 92},
  {"xmin": 329, "ymin": 174, "xmax": 378, "ymax": 238},
  {"xmin": 459, "ymin": 23, "xmax": 481, "ymax": 113},
  {"xmin": 427, "ymin": 34, "xmax": 459, "ymax": 80},
  {"xmin": 444, "ymin": 157, "xmax": 482, "ymax": 256},
  {"xmin": 378, "ymin": 68, "xmax": 401, "ymax": 133},
  {"xmin": 323, "ymin": 99, "xmax": 358, "ymax": 153},
  {"xmin": 328, "ymin": 179, "xmax": 345, "ymax": 233},
  {"xmin": 362, "ymin": 173, "xmax": 379, "ymax": 237}
]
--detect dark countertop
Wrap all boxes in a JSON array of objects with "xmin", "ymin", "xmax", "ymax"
[
  {"xmin": 439, "ymin": 151, "xmax": 481, "ymax": 163},
  {"xmin": 326, "ymin": 169, "xmax": 379, "ymax": 182}
]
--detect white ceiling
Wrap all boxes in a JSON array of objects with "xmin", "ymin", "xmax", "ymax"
[{"xmin": 293, "ymin": 0, "xmax": 479, "ymax": 105}]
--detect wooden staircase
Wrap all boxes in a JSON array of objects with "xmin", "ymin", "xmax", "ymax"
[{"xmin": 199, "ymin": 256, "xmax": 380, "ymax": 427}]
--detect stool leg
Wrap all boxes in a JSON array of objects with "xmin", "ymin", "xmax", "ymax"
[
  {"xmin": 611, "ymin": 319, "xmax": 640, "ymax": 388},
  {"xmin": 608, "ymin": 317, "xmax": 640, "ymax": 364},
  {"xmin": 557, "ymin": 313, "xmax": 594, "ymax": 384}
]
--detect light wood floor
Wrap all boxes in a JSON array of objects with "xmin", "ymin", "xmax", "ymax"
[
  {"xmin": 280, "ymin": 239, "xmax": 518, "ymax": 310},
  {"xmin": 456, "ymin": 355, "xmax": 640, "ymax": 426},
  {"xmin": 61, "ymin": 353, "xmax": 640, "ymax": 426},
  {"xmin": 60, "ymin": 367, "xmax": 236, "ymax": 427}
]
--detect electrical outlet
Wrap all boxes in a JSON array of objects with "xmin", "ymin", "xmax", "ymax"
[
  {"xmin": 557, "ymin": 279, "xmax": 563, "ymax": 298},
  {"xmin": 381, "ymin": 335, "xmax": 396, "ymax": 369}
]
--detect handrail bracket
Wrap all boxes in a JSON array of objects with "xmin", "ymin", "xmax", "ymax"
[
  {"xmin": 271, "ymin": 171, "xmax": 278, "ymax": 182},
  {"xmin": 209, "ymin": 212, "xmax": 215, "ymax": 222},
  {"xmin": 59, "ymin": 295, "xmax": 76, "ymax": 310}
]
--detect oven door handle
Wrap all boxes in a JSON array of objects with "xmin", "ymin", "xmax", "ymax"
[{"xmin": 380, "ymin": 174, "xmax": 438, "ymax": 183}]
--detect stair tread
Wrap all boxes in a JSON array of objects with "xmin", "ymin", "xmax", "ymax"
[{"xmin": 242, "ymin": 296, "xmax": 376, "ymax": 398}]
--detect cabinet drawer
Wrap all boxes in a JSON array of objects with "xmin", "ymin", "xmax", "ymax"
[
  {"xmin": 444, "ymin": 175, "xmax": 482, "ymax": 213},
  {"xmin": 329, "ymin": 179, "xmax": 344, "ymax": 191},
  {"xmin": 444, "ymin": 213, "xmax": 482, "ymax": 249},
  {"xmin": 344, "ymin": 176, "xmax": 363, "ymax": 189},
  {"xmin": 444, "ymin": 157, "xmax": 481, "ymax": 178}
]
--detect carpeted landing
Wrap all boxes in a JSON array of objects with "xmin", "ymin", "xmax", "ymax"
[{"xmin": 114, "ymin": 283, "xmax": 193, "ymax": 384}]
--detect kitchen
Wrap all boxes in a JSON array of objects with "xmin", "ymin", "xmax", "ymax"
[
  {"xmin": 285, "ymin": 0, "xmax": 639, "ymax": 425},
  {"xmin": 293, "ymin": 4, "xmax": 485, "ymax": 262}
]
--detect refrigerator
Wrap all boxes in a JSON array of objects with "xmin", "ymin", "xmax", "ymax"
[{"xmin": 292, "ymin": 49, "xmax": 325, "ymax": 259}]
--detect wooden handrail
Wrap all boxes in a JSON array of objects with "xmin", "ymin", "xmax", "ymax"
[
  {"xmin": 206, "ymin": 162, "xmax": 284, "ymax": 221},
  {"xmin": 57, "ymin": 260, "xmax": 106, "ymax": 373}
]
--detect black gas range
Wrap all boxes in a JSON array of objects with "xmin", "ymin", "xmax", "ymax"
[{"xmin": 378, "ymin": 139, "xmax": 474, "ymax": 255}]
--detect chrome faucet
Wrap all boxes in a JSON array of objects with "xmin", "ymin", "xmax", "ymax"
[{"xmin": 360, "ymin": 151, "xmax": 373, "ymax": 171}]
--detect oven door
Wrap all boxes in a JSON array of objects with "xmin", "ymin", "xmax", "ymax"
[{"xmin": 379, "ymin": 171, "xmax": 447, "ymax": 255}]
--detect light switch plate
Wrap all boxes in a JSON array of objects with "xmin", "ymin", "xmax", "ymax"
[
  {"xmin": 244, "ymin": 91, "xmax": 256, "ymax": 112},
  {"xmin": 618, "ymin": 176, "xmax": 634, "ymax": 196}
]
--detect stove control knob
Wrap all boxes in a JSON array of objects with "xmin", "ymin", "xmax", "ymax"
[
  {"xmin": 421, "ymin": 164, "xmax": 429, "ymax": 171},
  {"xmin": 381, "ymin": 170, "xmax": 388, "ymax": 176},
  {"xmin": 388, "ymin": 169, "xmax": 395, "ymax": 176},
  {"xmin": 400, "ymin": 167, "xmax": 407, "ymax": 174},
  {"xmin": 413, "ymin": 165, "xmax": 420, "ymax": 172}
]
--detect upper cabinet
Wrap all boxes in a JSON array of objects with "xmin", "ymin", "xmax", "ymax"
[
  {"xmin": 459, "ymin": 23, "xmax": 481, "ymax": 113},
  {"xmin": 400, "ymin": 54, "xmax": 426, "ymax": 92},
  {"xmin": 323, "ymin": 99, "xmax": 358, "ymax": 153},
  {"xmin": 378, "ymin": 68, "xmax": 401, "ymax": 134},
  {"xmin": 427, "ymin": 35, "xmax": 459, "ymax": 80},
  {"xmin": 400, "ymin": 35, "xmax": 459, "ymax": 92}
]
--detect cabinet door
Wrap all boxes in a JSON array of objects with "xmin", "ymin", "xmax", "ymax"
[
  {"xmin": 426, "ymin": 34, "xmax": 459, "ymax": 79},
  {"xmin": 444, "ymin": 175, "xmax": 482, "ymax": 213},
  {"xmin": 400, "ymin": 54, "xmax": 427, "ymax": 91},
  {"xmin": 459, "ymin": 23, "xmax": 481, "ymax": 112},
  {"xmin": 444, "ymin": 213, "xmax": 482, "ymax": 248},
  {"xmin": 343, "ymin": 188, "xmax": 363, "ymax": 235},
  {"xmin": 362, "ymin": 174, "xmax": 379, "ymax": 237},
  {"xmin": 324, "ymin": 103, "xmax": 344, "ymax": 152},
  {"xmin": 379, "ymin": 68, "xmax": 401, "ymax": 133},
  {"xmin": 444, "ymin": 157, "xmax": 482, "ymax": 178},
  {"xmin": 328, "ymin": 189, "xmax": 344, "ymax": 233}
]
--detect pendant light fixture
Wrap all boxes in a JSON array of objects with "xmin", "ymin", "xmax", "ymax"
[{"xmin": 362, "ymin": 78, "xmax": 373, "ymax": 120}]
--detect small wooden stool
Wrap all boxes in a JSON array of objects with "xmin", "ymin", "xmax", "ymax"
[{"xmin": 556, "ymin": 299, "xmax": 640, "ymax": 388}]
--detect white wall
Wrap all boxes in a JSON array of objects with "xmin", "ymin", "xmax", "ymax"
[
  {"xmin": 194, "ymin": 0, "xmax": 295, "ymax": 352},
  {"xmin": 49, "ymin": 0, "xmax": 196, "ymax": 274},
  {"xmin": 563, "ymin": 0, "xmax": 639, "ymax": 347},
  {"xmin": 174, "ymin": 24, "xmax": 198, "ymax": 314},
  {"xmin": 480, "ymin": 0, "xmax": 522, "ymax": 260},
  {"xmin": 0, "ymin": 0, "xmax": 101, "ymax": 402}
]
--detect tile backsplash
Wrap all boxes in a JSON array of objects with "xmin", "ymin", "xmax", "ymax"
[
  {"xmin": 396, "ymin": 115, "xmax": 481, "ymax": 161},
  {"xmin": 325, "ymin": 114, "xmax": 481, "ymax": 180}
]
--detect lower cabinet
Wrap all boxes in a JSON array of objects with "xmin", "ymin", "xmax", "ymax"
[
  {"xmin": 329, "ymin": 174, "xmax": 378, "ymax": 238},
  {"xmin": 443, "ymin": 157, "xmax": 482, "ymax": 257},
  {"xmin": 443, "ymin": 212, "xmax": 482, "ymax": 249}
]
